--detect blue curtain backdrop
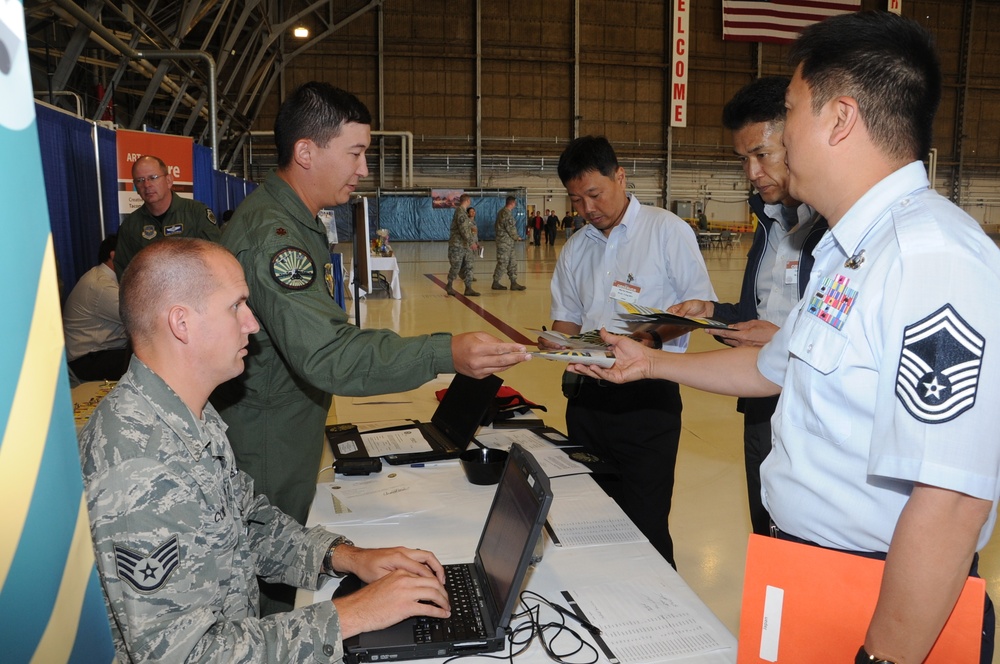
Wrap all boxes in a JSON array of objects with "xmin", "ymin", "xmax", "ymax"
[
  {"xmin": 36, "ymin": 104, "xmax": 256, "ymax": 299},
  {"xmin": 376, "ymin": 194, "xmax": 526, "ymax": 241},
  {"xmin": 35, "ymin": 105, "xmax": 104, "ymax": 297},
  {"xmin": 96, "ymin": 125, "xmax": 119, "ymax": 236}
]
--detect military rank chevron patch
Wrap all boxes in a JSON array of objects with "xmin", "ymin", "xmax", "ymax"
[{"xmin": 895, "ymin": 304, "xmax": 984, "ymax": 424}]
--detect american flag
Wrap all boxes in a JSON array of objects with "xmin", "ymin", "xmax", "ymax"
[{"xmin": 722, "ymin": 0, "xmax": 861, "ymax": 44}]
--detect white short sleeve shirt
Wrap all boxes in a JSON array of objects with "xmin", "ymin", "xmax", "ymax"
[
  {"xmin": 550, "ymin": 195, "xmax": 716, "ymax": 353},
  {"xmin": 758, "ymin": 162, "xmax": 1000, "ymax": 551}
]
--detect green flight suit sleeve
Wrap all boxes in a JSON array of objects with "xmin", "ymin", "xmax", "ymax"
[{"xmin": 241, "ymin": 236, "xmax": 455, "ymax": 397}]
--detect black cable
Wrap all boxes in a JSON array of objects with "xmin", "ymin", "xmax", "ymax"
[{"xmin": 439, "ymin": 591, "xmax": 600, "ymax": 664}]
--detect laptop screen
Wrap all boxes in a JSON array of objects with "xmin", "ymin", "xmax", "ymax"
[
  {"xmin": 475, "ymin": 447, "xmax": 550, "ymax": 623},
  {"xmin": 431, "ymin": 373, "xmax": 502, "ymax": 447}
]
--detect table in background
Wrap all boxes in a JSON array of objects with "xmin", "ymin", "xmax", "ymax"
[{"xmin": 343, "ymin": 254, "xmax": 402, "ymax": 300}]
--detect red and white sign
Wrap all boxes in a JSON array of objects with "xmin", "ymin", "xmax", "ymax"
[{"xmin": 670, "ymin": 0, "xmax": 689, "ymax": 128}]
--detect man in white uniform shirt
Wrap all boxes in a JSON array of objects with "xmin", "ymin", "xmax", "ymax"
[
  {"xmin": 541, "ymin": 135, "xmax": 715, "ymax": 567},
  {"xmin": 571, "ymin": 12, "xmax": 999, "ymax": 664}
]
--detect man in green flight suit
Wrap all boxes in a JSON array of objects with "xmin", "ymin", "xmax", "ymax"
[
  {"xmin": 114, "ymin": 154, "xmax": 220, "ymax": 277},
  {"xmin": 214, "ymin": 82, "xmax": 530, "ymax": 611}
]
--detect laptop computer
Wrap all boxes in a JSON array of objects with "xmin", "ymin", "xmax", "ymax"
[
  {"xmin": 340, "ymin": 444, "xmax": 553, "ymax": 663},
  {"xmin": 326, "ymin": 373, "xmax": 503, "ymax": 465}
]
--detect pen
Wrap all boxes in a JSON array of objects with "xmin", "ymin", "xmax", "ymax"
[{"xmin": 550, "ymin": 601, "xmax": 601, "ymax": 635}]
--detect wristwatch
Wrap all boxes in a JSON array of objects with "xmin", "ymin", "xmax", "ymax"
[
  {"xmin": 855, "ymin": 646, "xmax": 896, "ymax": 664},
  {"xmin": 322, "ymin": 535, "xmax": 354, "ymax": 577}
]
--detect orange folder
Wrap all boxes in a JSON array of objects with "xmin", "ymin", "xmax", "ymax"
[{"xmin": 737, "ymin": 534, "xmax": 985, "ymax": 663}]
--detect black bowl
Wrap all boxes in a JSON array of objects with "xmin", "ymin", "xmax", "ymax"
[{"xmin": 459, "ymin": 448, "xmax": 509, "ymax": 485}]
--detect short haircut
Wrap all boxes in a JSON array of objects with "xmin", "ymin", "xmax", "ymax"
[
  {"xmin": 459, "ymin": 194, "xmax": 471, "ymax": 205},
  {"xmin": 506, "ymin": 195, "xmax": 517, "ymax": 205},
  {"xmin": 274, "ymin": 82, "xmax": 373, "ymax": 168},
  {"xmin": 468, "ymin": 207, "xmax": 476, "ymax": 214},
  {"xmin": 97, "ymin": 234, "xmax": 117, "ymax": 264},
  {"xmin": 790, "ymin": 10, "xmax": 941, "ymax": 162},
  {"xmin": 722, "ymin": 76, "xmax": 790, "ymax": 131},
  {"xmin": 120, "ymin": 238, "xmax": 225, "ymax": 348},
  {"xmin": 557, "ymin": 136, "xmax": 619, "ymax": 185},
  {"xmin": 131, "ymin": 155, "xmax": 168, "ymax": 177}
]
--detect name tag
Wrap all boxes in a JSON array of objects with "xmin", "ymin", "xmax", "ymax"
[
  {"xmin": 610, "ymin": 280, "xmax": 640, "ymax": 304},
  {"xmin": 784, "ymin": 260, "xmax": 799, "ymax": 285},
  {"xmin": 164, "ymin": 224, "xmax": 184, "ymax": 236}
]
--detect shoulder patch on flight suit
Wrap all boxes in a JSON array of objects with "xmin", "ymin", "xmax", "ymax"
[
  {"xmin": 895, "ymin": 304, "xmax": 984, "ymax": 424},
  {"xmin": 142, "ymin": 224, "xmax": 157, "ymax": 240},
  {"xmin": 270, "ymin": 246, "xmax": 316, "ymax": 290},
  {"xmin": 207, "ymin": 209, "xmax": 218, "ymax": 225},
  {"xmin": 114, "ymin": 536, "xmax": 180, "ymax": 594}
]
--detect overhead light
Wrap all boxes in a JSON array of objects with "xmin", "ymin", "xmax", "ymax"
[{"xmin": 293, "ymin": 26, "xmax": 309, "ymax": 38}]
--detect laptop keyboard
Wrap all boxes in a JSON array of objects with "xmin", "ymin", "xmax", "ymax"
[{"xmin": 413, "ymin": 564, "xmax": 488, "ymax": 643}]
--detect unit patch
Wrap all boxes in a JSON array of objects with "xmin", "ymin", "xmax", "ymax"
[
  {"xmin": 141, "ymin": 224, "xmax": 157, "ymax": 240},
  {"xmin": 270, "ymin": 247, "xmax": 316, "ymax": 290},
  {"xmin": 895, "ymin": 304, "xmax": 984, "ymax": 424},
  {"xmin": 114, "ymin": 536, "xmax": 180, "ymax": 594},
  {"xmin": 207, "ymin": 209, "xmax": 218, "ymax": 225}
]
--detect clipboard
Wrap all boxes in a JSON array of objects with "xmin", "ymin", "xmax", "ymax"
[{"xmin": 738, "ymin": 534, "xmax": 984, "ymax": 663}]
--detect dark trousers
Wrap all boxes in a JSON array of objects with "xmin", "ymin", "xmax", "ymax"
[
  {"xmin": 565, "ymin": 377, "xmax": 682, "ymax": 567},
  {"xmin": 68, "ymin": 348, "xmax": 131, "ymax": 381},
  {"xmin": 742, "ymin": 395, "xmax": 779, "ymax": 536},
  {"xmin": 773, "ymin": 527, "xmax": 995, "ymax": 664}
]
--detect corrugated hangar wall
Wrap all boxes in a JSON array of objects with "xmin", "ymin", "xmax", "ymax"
[{"xmin": 249, "ymin": 0, "xmax": 1000, "ymax": 224}]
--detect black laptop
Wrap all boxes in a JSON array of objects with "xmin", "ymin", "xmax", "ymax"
[
  {"xmin": 340, "ymin": 444, "xmax": 553, "ymax": 663},
  {"xmin": 326, "ymin": 373, "xmax": 503, "ymax": 465}
]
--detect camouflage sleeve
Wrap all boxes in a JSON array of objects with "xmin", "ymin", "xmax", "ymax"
[
  {"xmin": 86, "ymin": 452, "xmax": 343, "ymax": 662},
  {"xmin": 457, "ymin": 212, "xmax": 475, "ymax": 246},
  {"xmin": 236, "ymin": 468, "xmax": 340, "ymax": 588}
]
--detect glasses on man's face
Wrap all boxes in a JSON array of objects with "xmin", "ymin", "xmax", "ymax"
[{"xmin": 133, "ymin": 174, "xmax": 166, "ymax": 185}]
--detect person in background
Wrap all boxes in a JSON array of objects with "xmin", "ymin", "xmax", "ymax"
[
  {"xmin": 63, "ymin": 234, "xmax": 130, "ymax": 381},
  {"xmin": 80, "ymin": 238, "xmax": 452, "ymax": 664},
  {"xmin": 562, "ymin": 210, "xmax": 574, "ymax": 240},
  {"xmin": 669, "ymin": 76, "xmax": 827, "ymax": 536},
  {"xmin": 492, "ymin": 195, "xmax": 526, "ymax": 291},
  {"xmin": 546, "ymin": 208, "xmax": 559, "ymax": 246},
  {"xmin": 445, "ymin": 194, "xmax": 479, "ymax": 296},
  {"xmin": 114, "ymin": 154, "xmax": 220, "ymax": 277},
  {"xmin": 541, "ymin": 135, "xmax": 716, "ymax": 567},
  {"xmin": 573, "ymin": 12, "xmax": 1000, "ymax": 663}
]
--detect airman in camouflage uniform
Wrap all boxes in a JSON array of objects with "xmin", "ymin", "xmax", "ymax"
[
  {"xmin": 492, "ymin": 195, "xmax": 525, "ymax": 291},
  {"xmin": 445, "ymin": 194, "xmax": 479, "ymax": 296},
  {"xmin": 80, "ymin": 358, "xmax": 346, "ymax": 663},
  {"xmin": 80, "ymin": 238, "xmax": 453, "ymax": 662}
]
